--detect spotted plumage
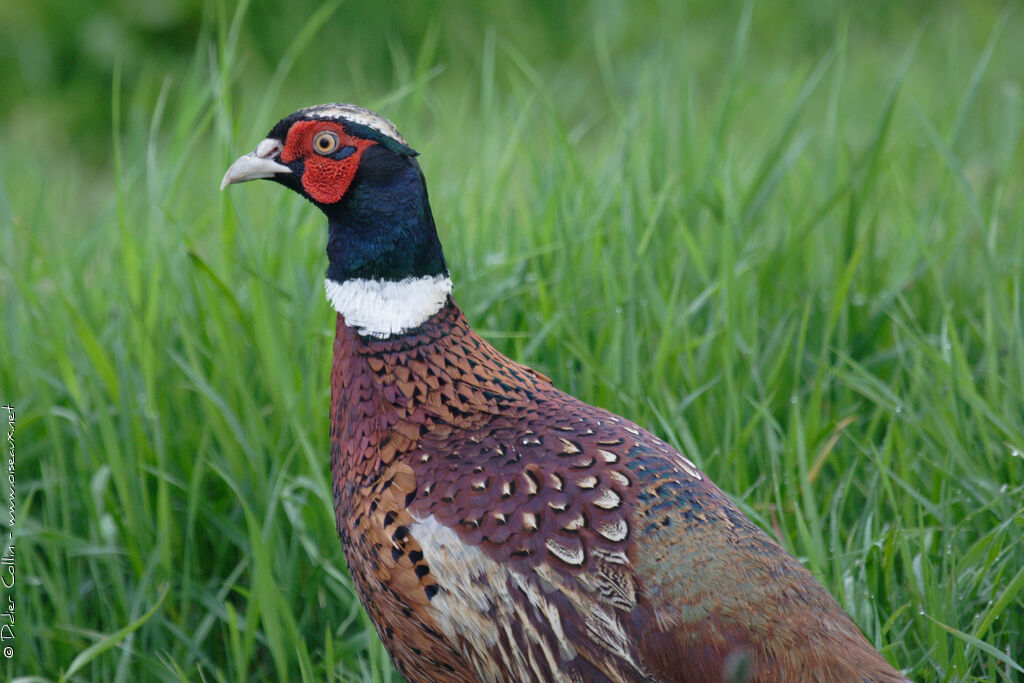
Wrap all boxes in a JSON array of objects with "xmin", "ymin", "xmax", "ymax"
[{"xmin": 222, "ymin": 103, "xmax": 907, "ymax": 682}]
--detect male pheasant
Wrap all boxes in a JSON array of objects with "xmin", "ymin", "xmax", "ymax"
[{"xmin": 222, "ymin": 104, "xmax": 906, "ymax": 682}]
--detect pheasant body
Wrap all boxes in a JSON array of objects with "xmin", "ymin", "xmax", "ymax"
[{"xmin": 222, "ymin": 103, "xmax": 907, "ymax": 682}]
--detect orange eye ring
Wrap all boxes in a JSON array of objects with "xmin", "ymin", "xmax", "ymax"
[{"xmin": 313, "ymin": 130, "xmax": 340, "ymax": 155}]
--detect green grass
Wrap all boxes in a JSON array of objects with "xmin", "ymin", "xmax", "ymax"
[{"xmin": 3, "ymin": 2, "xmax": 1024, "ymax": 681}]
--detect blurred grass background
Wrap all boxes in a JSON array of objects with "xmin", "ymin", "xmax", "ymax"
[{"xmin": 2, "ymin": 0, "xmax": 1023, "ymax": 681}]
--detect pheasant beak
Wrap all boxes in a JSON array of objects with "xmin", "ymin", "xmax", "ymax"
[{"xmin": 220, "ymin": 138, "xmax": 292, "ymax": 190}]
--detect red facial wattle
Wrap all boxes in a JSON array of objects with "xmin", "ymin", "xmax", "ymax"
[{"xmin": 280, "ymin": 120, "xmax": 376, "ymax": 204}]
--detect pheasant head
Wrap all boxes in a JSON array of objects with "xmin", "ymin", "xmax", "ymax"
[{"xmin": 222, "ymin": 103, "xmax": 449, "ymax": 338}]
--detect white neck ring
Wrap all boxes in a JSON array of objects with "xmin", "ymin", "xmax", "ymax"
[{"xmin": 324, "ymin": 275, "xmax": 452, "ymax": 339}]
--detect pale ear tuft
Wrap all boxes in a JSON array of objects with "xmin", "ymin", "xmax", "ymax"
[{"xmin": 297, "ymin": 103, "xmax": 415, "ymax": 155}]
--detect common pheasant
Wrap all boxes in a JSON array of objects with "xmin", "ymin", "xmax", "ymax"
[{"xmin": 222, "ymin": 104, "xmax": 907, "ymax": 682}]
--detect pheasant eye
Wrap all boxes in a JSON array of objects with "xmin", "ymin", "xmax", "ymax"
[{"xmin": 313, "ymin": 130, "xmax": 340, "ymax": 155}]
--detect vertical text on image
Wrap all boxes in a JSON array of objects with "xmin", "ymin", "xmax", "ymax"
[{"xmin": 2, "ymin": 404, "xmax": 15, "ymax": 660}]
